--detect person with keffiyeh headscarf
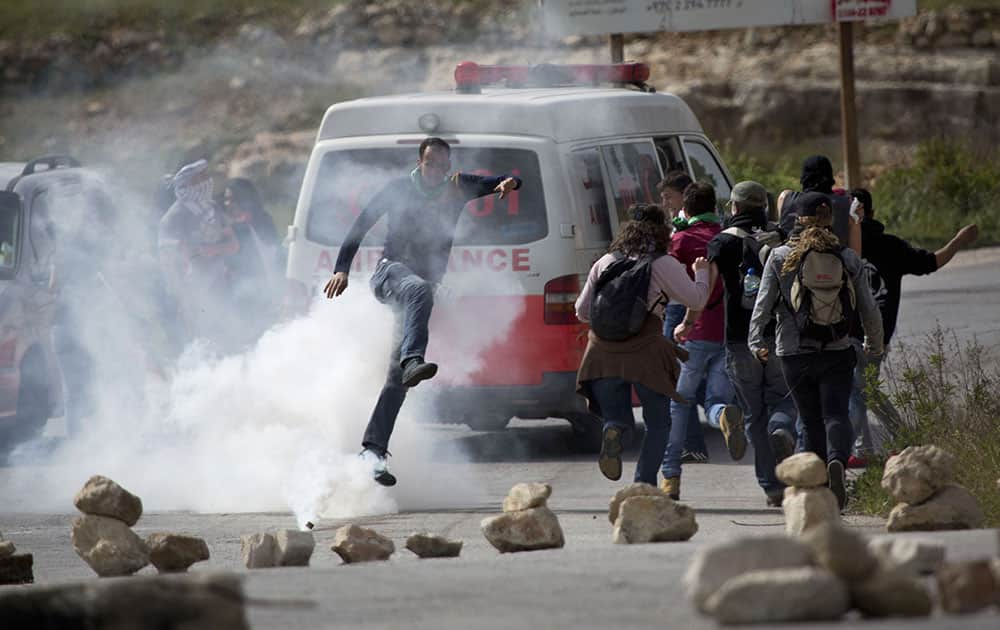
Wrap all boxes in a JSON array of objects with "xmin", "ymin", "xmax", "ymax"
[{"xmin": 158, "ymin": 159, "xmax": 239, "ymax": 347}]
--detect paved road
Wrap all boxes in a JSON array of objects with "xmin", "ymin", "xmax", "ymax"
[{"xmin": 1, "ymin": 248, "xmax": 999, "ymax": 628}]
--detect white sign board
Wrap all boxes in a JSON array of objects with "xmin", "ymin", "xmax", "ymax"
[{"xmin": 542, "ymin": 0, "xmax": 917, "ymax": 37}]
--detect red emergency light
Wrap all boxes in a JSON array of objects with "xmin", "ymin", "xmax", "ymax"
[{"xmin": 454, "ymin": 61, "xmax": 651, "ymax": 93}]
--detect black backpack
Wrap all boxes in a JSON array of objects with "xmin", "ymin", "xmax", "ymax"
[
  {"xmin": 589, "ymin": 253, "xmax": 665, "ymax": 342},
  {"xmin": 722, "ymin": 225, "xmax": 783, "ymax": 310}
]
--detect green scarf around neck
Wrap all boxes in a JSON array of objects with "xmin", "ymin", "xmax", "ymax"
[{"xmin": 410, "ymin": 167, "xmax": 450, "ymax": 199}]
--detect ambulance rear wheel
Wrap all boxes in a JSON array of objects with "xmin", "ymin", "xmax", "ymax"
[
  {"xmin": 464, "ymin": 413, "xmax": 511, "ymax": 432},
  {"xmin": 565, "ymin": 413, "xmax": 602, "ymax": 453}
]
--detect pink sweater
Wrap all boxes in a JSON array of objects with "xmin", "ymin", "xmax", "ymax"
[{"xmin": 575, "ymin": 253, "xmax": 709, "ymax": 323}]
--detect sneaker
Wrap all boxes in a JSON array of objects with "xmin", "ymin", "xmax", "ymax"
[
  {"xmin": 681, "ymin": 449, "xmax": 710, "ymax": 464},
  {"xmin": 718, "ymin": 404, "xmax": 746, "ymax": 461},
  {"xmin": 828, "ymin": 459, "xmax": 846, "ymax": 511},
  {"xmin": 659, "ymin": 476, "xmax": 681, "ymax": 500},
  {"xmin": 847, "ymin": 454, "xmax": 869, "ymax": 469},
  {"xmin": 768, "ymin": 428, "xmax": 795, "ymax": 464},
  {"xmin": 598, "ymin": 426, "xmax": 623, "ymax": 481},
  {"xmin": 360, "ymin": 448, "xmax": 397, "ymax": 487},
  {"xmin": 765, "ymin": 490, "xmax": 784, "ymax": 508},
  {"xmin": 401, "ymin": 358, "xmax": 438, "ymax": 388}
]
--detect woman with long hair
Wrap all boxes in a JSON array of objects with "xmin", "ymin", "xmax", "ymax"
[
  {"xmin": 574, "ymin": 203, "xmax": 710, "ymax": 494},
  {"xmin": 748, "ymin": 192, "xmax": 883, "ymax": 510}
]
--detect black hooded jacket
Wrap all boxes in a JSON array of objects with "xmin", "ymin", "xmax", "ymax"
[{"xmin": 859, "ymin": 218, "xmax": 938, "ymax": 345}]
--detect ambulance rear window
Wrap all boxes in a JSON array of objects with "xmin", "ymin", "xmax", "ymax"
[{"xmin": 306, "ymin": 147, "xmax": 547, "ymax": 247}]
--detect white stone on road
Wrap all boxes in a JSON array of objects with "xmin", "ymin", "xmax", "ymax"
[
  {"xmin": 683, "ymin": 535, "xmax": 814, "ymax": 612},
  {"xmin": 73, "ymin": 475, "xmax": 144, "ymax": 527},
  {"xmin": 704, "ymin": 566, "xmax": 850, "ymax": 624},
  {"xmin": 935, "ymin": 560, "xmax": 999, "ymax": 614},
  {"xmin": 331, "ymin": 525, "xmax": 395, "ymax": 563},
  {"xmin": 405, "ymin": 533, "xmax": 463, "ymax": 558},
  {"xmin": 241, "ymin": 533, "xmax": 278, "ymax": 569},
  {"xmin": 481, "ymin": 506, "xmax": 565, "ymax": 553},
  {"xmin": 850, "ymin": 569, "xmax": 933, "ymax": 618},
  {"xmin": 776, "ymin": 452, "xmax": 827, "ymax": 487},
  {"xmin": 868, "ymin": 537, "xmax": 946, "ymax": 575},
  {"xmin": 782, "ymin": 486, "xmax": 840, "ymax": 535},
  {"xmin": 607, "ymin": 482, "xmax": 665, "ymax": 524},
  {"xmin": 611, "ymin": 495, "xmax": 697, "ymax": 544},
  {"xmin": 502, "ymin": 482, "xmax": 552, "ymax": 512},
  {"xmin": 71, "ymin": 514, "xmax": 149, "ymax": 577},
  {"xmin": 147, "ymin": 533, "xmax": 210, "ymax": 573},
  {"xmin": 800, "ymin": 522, "xmax": 878, "ymax": 582},
  {"xmin": 275, "ymin": 530, "xmax": 315, "ymax": 567}
]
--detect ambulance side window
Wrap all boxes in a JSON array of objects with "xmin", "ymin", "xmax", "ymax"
[
  {"xmin": 654, "ymin": 137, "xmax": 685, "ymax": 175},
  {"xmin": 572, "ymin": 150, "xmax": 612, "ymax": 245},
  {"xmin": 682, "ymin": 139, "xmax": 732, "ymax": 210},
  {"xmin": 599, "ymin": 142, "xmax": 662, "ymax": 225}
]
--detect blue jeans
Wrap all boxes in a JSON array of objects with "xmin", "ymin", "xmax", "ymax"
[
  {"xmin": 662, "ymin": 340, "xmax": 732, "ymax": 478},
  {"xmin": 725, "ymin": 342, "xmax": 797, "ymax": 494},
  {"xmin": 848, "ymin": 340, "xmax": 882, "ymax": 456},
  {"xmin": 589, "ymin": 377, "xmax": 672, "ymax": 486},
  {"xmin": 664, "ymin": 304, "xmax": 708, "ymax": 454},
  {"xmin": 361, "ymin": 260, "xmax": 435, "ymax": 455}
]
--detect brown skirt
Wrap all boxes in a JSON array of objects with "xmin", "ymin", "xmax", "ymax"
[{"xmin": 576, "ymin": 316, "xmax": 689, "ymax": 417}]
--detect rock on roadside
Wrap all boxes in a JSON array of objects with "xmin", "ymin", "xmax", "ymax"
[
  {"xmin": 147, "ymin": 534, "xmax": 210, "ymax": 574},
  {"xmin": 73, "ymin": 475, "xmax": 144, "ymax": 527},
  {"xmin": 799, "ymin": 522, "xmax": 877, "ymax": 582},
  {"xmin": 705, "ymin": 567, "xmax": 850, "ymax": 624},
  {"xmin": 72, "ymin": 514, "xmax": 149, "ymax": 577},
  {"xmin": 481, "ymin": 506, "xmax": 564, "ymax": 553},
  {"xmin": 611, "ymin": 495, "xmax": 697, "ymax": 544},
  {"xmin": 881, "ymin": 445, "xmax": 955, "ymax": 505},
  {"xmin": 886, "ymin": 484, "xmax": 985, "ymax": 532},
  {"xmin": 936, "ymin": 561, "xmax": 999, "ymax": 614},
  {"xmin": 850, "ymin": 570, "xmax": 933, "ymax": 618},
  {"xmin": 331, "ymin": 525, "xmax": 395, "ymax": 563},
  {"xmin": 683, "ymin": 535, "xmax": 814, "ymax": 612},
  {"xmin": 0, "ymin": 553, "xmax": 33, "ymax": 585},
  {"xmin": 405, "ymin": 533, "xmax": 463, "ymax": 558}
]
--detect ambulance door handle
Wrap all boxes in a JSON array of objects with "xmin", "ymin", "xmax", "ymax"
[{"xmin": 559, "ymin": 223, "xmax": 575, "ymax": 238}]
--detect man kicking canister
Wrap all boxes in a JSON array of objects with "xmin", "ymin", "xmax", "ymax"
[{"xmin": 324, "ymin": 137, "xmax": 521, "ymax": 486}]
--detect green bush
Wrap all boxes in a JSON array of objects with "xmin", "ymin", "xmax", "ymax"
[
  {"xmin": 849, "ymin": 326, "xmax": 1000, "ymax": 527},
  {"xmin": 873, "ymin": 139, "xmax": 1000, "ymax": 249}
]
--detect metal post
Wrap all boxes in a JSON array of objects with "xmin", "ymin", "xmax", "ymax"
[
  {"xmin": 838, "ymin": 21, "xmax": 861, "ymax": 189},
  {"xmin": 609, "ymin": 33, "xmax": 624, "ymax": 63}
]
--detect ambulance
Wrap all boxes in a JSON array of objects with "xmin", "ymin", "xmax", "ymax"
[{"xmin": 285, "ymin": 62, "xmax": 734, "ymax": 447}]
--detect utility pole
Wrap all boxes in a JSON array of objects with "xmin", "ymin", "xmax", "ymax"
[{"xmin": 838, "ymin": 21, "xmax": 861, "ymax": 189}]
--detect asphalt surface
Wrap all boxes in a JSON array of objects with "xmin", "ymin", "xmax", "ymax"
[{"xmin": 1, "ymin": 247, "xmax": 999, "ymax": 628}]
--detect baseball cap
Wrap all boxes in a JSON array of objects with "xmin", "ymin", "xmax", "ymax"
[
  {"xmin": 729, "ymin": 181, "xmax": 768, "ymax": 208},
  {"xmin": 795, "ymin": 191, "xmax": 831, "ymax": 217}
]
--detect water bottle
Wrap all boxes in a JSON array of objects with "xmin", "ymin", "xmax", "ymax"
[{"xmin": 741, "ymin": 267, "xmax": 760, "ymax": 310}]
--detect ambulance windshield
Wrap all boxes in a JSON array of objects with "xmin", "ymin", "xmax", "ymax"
[{"xmin": 305, "ymin": 147, "xmax": 547, "ymax": 247}]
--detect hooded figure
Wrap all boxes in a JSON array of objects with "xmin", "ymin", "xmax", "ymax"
[
  {"xmin": 158, "ymin": 159, "xmax": 239, "ymax": 348},
  {"xmin": 777, "ymin": 155, "xmax": 861, "ymax": 256}
]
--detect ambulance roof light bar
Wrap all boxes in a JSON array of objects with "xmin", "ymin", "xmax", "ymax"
[{"xmin": 454, "ymin": 61, "xmax": 653, "ymax": 94}]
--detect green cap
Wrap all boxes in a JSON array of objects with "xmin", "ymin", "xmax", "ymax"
[{"xmin": 729, "ymin": 180, "xmax": 768, "ymax": 208}]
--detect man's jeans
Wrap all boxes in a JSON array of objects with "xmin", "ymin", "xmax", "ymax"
[
  {"xmin": 781, "ymin": 348, "xmax": 857, "ymax": 466},
  {"xmin": 589, "ymin": 377, "xmax": 672, "ymax": 486},
  {"xmin": 662, "ymin": 340, "xmax": 732, "ymax": 479},
  {"xmin": 664, "ymin": 303, "xmax": 708, "ymax": 454},
  {"xmin": 725, "ymin": 342, "xmax": 797, "ymax": 494},
  {"xmin": 361, "ymin": 261, "xmax": 435, "ymax": 456}
]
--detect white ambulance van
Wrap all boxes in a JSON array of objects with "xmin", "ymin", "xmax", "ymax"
[{"xmin": 285, "ymin": 62, "xmax": 733, "ymax": 446}]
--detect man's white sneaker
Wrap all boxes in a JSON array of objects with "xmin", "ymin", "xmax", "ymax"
[{"xmin": 360, "ymin": 448, "xmax": 397, "ymax": 487}]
